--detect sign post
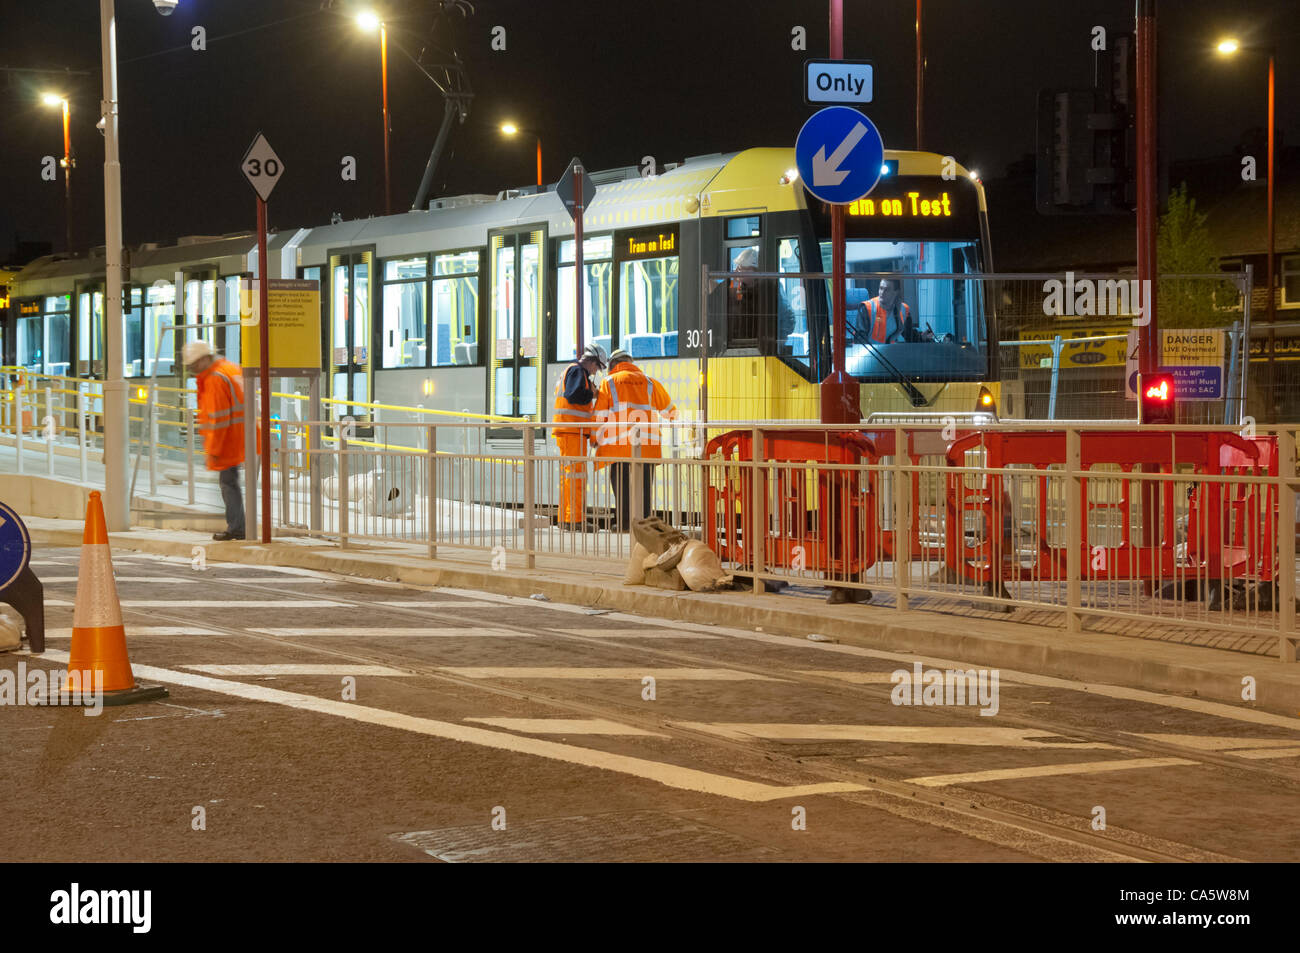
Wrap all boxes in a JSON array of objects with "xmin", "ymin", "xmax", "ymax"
[
  {"xmin": 557, "ymin": 157, "xmax": 597, "ymax": 355},
  {"xmin": 795, "ymin": 103, "xmax": 885, "ymax": 423},
  {"xmin": 241, "ymin": 132, "xmax": 284, "ymax": 544}
]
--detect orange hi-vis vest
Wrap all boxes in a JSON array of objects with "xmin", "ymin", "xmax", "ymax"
[
  {"xmin": 592, "ymin": 360, "xmax": 677, "ymax": 466},
  {"xmin": 196, "ymin": 358, "xmax": 246, "ymax": 471},
  {"xmin": 864, "ymin": 297, "xmax": 910, "ymax": 343},
  {"xmin": 552, "ymin": 362, "xmax": 596, "ymax": 438}
]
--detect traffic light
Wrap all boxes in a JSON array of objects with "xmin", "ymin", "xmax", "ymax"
[
  {"xmin": 1138, "ymin": 372, "xmax": 1176, "ymax": 425},
  {"xmin": 1035, "ymin": 32, "xmax": 1134, "ymax": 214}
]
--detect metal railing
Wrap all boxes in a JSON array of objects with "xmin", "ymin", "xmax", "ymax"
[{"xmin": 262, "ymin": 417, "xmax": 1299, "ymax": 661}]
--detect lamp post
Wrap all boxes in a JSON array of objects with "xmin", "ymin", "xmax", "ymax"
[
  {"xmin": 500, "ymin": 122, "xmax": 542, "ymax": 187},
  {"xmin": 1217, "ymin": 37, "xmax": 1277, "ymax": 418},
  {"xmin": 357, "ymin": 11, "xmax": 391, "ymax": 215},
  {"xmin": 42, "ymin": 93, "xmax": 73, "ymax": 253}
]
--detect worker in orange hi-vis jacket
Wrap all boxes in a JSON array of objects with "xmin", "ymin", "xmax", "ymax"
[
  {"xmin": 184, "ymin": 339, "xmax": 246, "ymax": 541},
  {"xmin": 592, "ymin": 348, "xmax": 677, "ymax": 532},
  {"xmin": 552, "ymin": 343, "xmax": 607, "ymax": 527}
]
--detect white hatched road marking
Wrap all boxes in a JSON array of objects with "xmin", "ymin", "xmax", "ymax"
[
  {"xmin": 465, "ymin": 718, "xmax": 670, "ymax": 738},
  {"xmin": 44, "ymin": 626, "xmax": 222, "ymax": 639},
  {"xmin": 438, "ymin": 667, "xmax": 779, "ymax": 681},
  {"xmin": 799, "ymin": 670, "xmax": 1021, "ymax": 684},
  {"xmin": 557, "ymin": 627, "xmax": 720, "ymax": 640},
  {"xmin": 378, "ymin": 599, "xmax": 528, "ymax": 609},
  {"xmin": 248, "ymin": 627, "xmax": 533, "ymax": 638},
  {"xmin": 677, "ymin": 723, "xmax": 1120, "ymax": 749},
  {"xmin": 38, "ymin": 575, "xmax": 329, "ymax": 584},
  {"xmin": 34, "ymin": 650, "xmax": 863, "ymax": 803},
  {"xmin": 904, "ymin": 758, "xmax": 1199, "ymax": 788},
  {"xmin": 1129, "ymin": 732, "xmax": 1300, "ymax": 751},
  {"xmin": 1229, "ymin": 747, "xmax": 1300, "ymax": 760},
  {"xmin": 120, "ymin": 600, "xmax": 349, "ymax": 608},
  {"xmin": 183, "ymin": 664, "xmax": 413, "ymax": 677}
]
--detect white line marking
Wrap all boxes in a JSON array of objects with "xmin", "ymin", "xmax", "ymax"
[
  {"xmin": 182, "ymin": 664, "xmax": 414, "ymax": 677},
  {"xmin": 378, "ymin": 599, "xmax": 530, "ymax": 609},
  {"xmin": 248, "ymin": 627, "xmax": 533, "ymax": 638},
  {"xmin": 37, "ymin": 649, "xmax": 860, "ymax": 803},
  {"xmin": 661, "ymin": 621, "xmax": 1300, "ymax": 732},
  {"xmin": 43, "ymin": 626, "xmax": 222, "ymax": 639},
  {"xmin": 464, "ymin": 718, "xmax": 670, "ymax": 738},
  {"xmin": 37, "ymin": 576, "xmax": 326, "ymax": 584},
  {"xmin": 119, "ymin": 600, "xmax": 349, "ymax": 608},
  {"xmin": 29, "ymin": 560, "xmax": 72, "ymax": 566},
  {"xmin": 904, "ymin": 758, "xmax": 1199, "ymax": 788},
  {"xmin": 557, "ymin": 627, "xmax": 720, "ymax": 640},
  {"xmin": 1226, "ymin": 746, "xmax": 1300, "ymax": 760},
  {"xmin": 438, "ymin": 667, "xmax": 778, "ymax": 681},
  {"xmin": 1128, "ymin": 732, "xmax": 1300, "ymax": 751},
  {"xmin": 798, "ymin": 670, "xmax": 1022, "ymax": 685},
  {"xmin": 677, "ymin": 723, "xmax": 1118, "ymax": 748}
]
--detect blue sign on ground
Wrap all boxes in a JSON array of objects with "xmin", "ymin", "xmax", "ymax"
[
  {"xmin": 1127, "ymin": 366, "xmax": 1223, "ymax": 401},
  {"xmin": 795, "ymin": 106, "xmax": 885, "ymax": 205},
  {"xmin": 0, "ymin": 501, "xmax": 32, "ymax": 593}
]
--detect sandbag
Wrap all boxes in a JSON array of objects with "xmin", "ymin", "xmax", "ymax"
[
  {"xmin": 677, "ymin": 540, "xmax": 731, "ymax": 592},
  {"xmin": 624, "ymin": 542, "xmax": 651, "ymax": 585},
  {"xmin": 0, "ymin": 609, "xmax": 23, "ymax": 652},
  {"xmin": 632, "ymin": 516, "xmax": 685, "ymax": 556}
]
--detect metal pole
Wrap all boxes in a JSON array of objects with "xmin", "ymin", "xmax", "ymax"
[
  {"xmin": 535, "ymin": 136, "xmax": 543, "ymax": 189},
  {"xmin": 1135, "ymin": 0, "xmax": 1159, "ymax": 374},
  {"xmin": 101, "ymin": 0, "xmax": 129, "ymax": 531},
  {"xmin": 1265, "ymin": 53, "xmax": 1276, "ymax": 421},
  {"xmin": 1048, "ymin": 335, "xmax": 1063, "ymax": 420},
  {"xmin": 750, "ymin": 426, "xmax": 765, "ymax": 595},
  {"xmin": 1065, "ymin": 427, "xmax": 1082, "ymax": 632},
  {"xmin": 915, "ymin": 0, "xmax": 923, "ymax": 151},
  {"xmin": 381, "ymin": 24, "xmax": 391, "ymax": 217},
  {"xmin": 258, "ymin": 198, "xmax": 272, "ymax": 543},
  {"xmin": 339, "ymin": 430, "xmax": 349, "ymax": 549},
  {"xmin": 148, "ymin": 382, "xmax": 157, "ymax": 495},
  {"xmin": 45, "ymin": 385, "xmax": 54, "ymax": 475},
  {"xmin": 893, "ymin": 424, "xmax": 911, "ymax": 610},
  {"xmin": 309, "ymin": 373, "xmax": 321, "ymax": 533},
  {"xmin": 699, "ymin": 265, "xmax": 709, "ymax": 431},
  {"xmin": 62, "ymin": 99, "xmax": 73, "ymax": 253},
  {"xmin": 427, "ymin": 425, "xmax": 437, "ymax": 559},
  {"xmin": 78, "ymin": 388, "xmax": 88, "ymax": 483},
  {"xmin": 1241, "ymin": 265, "xmax": 1253, "ymax": 419},
  {"xmin": 15, "ymin": 388, "xmax": 23, "ymax": 475},
  {"xmin": 574, "ymin": 163, "xmax": 585, "ymax": 354},
  {"xmin": 186, "ymin": 378, "xmax": 195, "ymax": 504},
  {"xmin": 1276, "ymin": 427, "xmax": 1296, "ymax": 661},
  {"xmin": 523, "ymin": 425, "xmax": 535, "ymax": 568}
]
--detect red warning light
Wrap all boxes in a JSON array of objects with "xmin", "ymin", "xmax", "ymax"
[{"xmin": 1138, "ymin": 373, "xmax": 1176, "ymax": 425}]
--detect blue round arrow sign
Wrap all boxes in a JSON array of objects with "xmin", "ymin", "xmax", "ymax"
[
  {"xmin": 795, "ymin": 106, "xmax": 885, "ymax": 205},
  {"xmin": 0, "ymin": 501, "xmax": 31, "ymax": 594}
]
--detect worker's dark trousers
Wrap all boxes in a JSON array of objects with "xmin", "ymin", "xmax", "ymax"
[
  {"xmin": 608, "ymin": 462, "xmax": 654, "ymax": 531},
  {"xmin": 219, "ymin": 466, "xmax": 246, "ymax": 537}
]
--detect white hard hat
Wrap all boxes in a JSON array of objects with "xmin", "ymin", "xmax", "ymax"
[
  {"xmin": 183, "ymin": 339, "xmax": 214, "ymax": 367},
  {"xmin": 581, "ymin": 343, "xmax": 608, "ymax": 369}
]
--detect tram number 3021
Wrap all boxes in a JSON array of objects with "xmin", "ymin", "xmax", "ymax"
[{"xmin": 685, "ymin": 329, "xmax": 713, "ymax": 349}]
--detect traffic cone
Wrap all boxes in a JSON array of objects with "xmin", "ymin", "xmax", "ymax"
[{"xmin": 62, "ymin": 491, "xmax": 168, "ymax": 706}]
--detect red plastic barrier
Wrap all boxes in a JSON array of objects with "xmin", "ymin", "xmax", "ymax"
[
  {"xmin": 943, "ymin": 430, "xmax": 1276, "ymax": 585},
  {"xmin": 705, "ymin": 429, "xmax": 878, "ymax": 581}
]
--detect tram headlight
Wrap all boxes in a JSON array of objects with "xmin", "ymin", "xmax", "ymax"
[
  {"xmin": 153, "ymin": 0, "xmax": 178, "ymax": 15},
  {"xmin": 976, "ymin": 386, "xmax": 997, "ymax": 416}
]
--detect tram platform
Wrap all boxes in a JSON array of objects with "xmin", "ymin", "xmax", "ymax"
[{"xmin": 18, "ymin": 513, "xmax": 1300, "ymax": 720}]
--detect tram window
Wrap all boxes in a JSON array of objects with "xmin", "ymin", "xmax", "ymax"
[
  {"xmin": 17, "ymin": 315, "xmax": 41, "ymax": 371},
  {"xmin": 381, "ymin": 256, "xmax": 429, "ymax": 369},
  {"xmin": 222, "ymin": 276, "xmax": 244, "ymax": 363},
  {"xmin": 123, "ymin": 288, "xmax": 143, "ymax": 376},
  {"xmin": 726, "ymin": 216, "xmax": 762, "ymax": 239},
  {"xmin": 184, "ymin": 279, "xmax": 218, "ymax": 347},
  {"xmin": 617, "ymin": 255, "xmax": 678, "ymax": 359},
  {"xmin": 433, "ymin": 250, "xmax": 479, "ymax": 367},
  {"xmin": 556, "ymin": 236, "xmax": 613, "ymax": 362},
  {"xmin": 818, "ymin": 238, "xmax": 988, "ymax": 380},
  {"xmin": 45, "ymin": 312, "xmax": 71, "ymax": 377},
  {"xmin": 778, "ymin": 238, "xmax": 810, "ymax": 368},
  {"xmin": 144, "ymin": 283, "xmax": 176, "ymax": 376}
]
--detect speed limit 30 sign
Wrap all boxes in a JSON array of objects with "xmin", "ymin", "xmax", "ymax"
[{"xmin": 242, "ymin": 132, "xmax": 284, "ymax": 202}]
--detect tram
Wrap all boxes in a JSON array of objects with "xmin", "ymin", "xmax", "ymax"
[{"xmin": 3, "ymin": 147, "xmax": 997, "ymax": 428}]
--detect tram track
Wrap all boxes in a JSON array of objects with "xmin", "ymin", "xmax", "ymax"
[{"xmin": 57, "ymin": 561, "xmax": 1291, "ymax": 861}]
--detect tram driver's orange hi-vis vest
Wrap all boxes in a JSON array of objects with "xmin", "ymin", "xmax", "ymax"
[
  {"xmin": 592, "ymin": 360, "xmax": 677, "ymax": 468},
  {"xmin": 863, "ymin": 297, "xmax": 910, "ymax": 343},
  {"xmin": 552, "ymin": 362, "xmax": 596, "ymax": 439},
  {"xmin": 196, "ymin": 358, "xmax": 246, "ymax": 471}
]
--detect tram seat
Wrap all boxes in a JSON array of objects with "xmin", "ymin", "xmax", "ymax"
[
  {"xmin": 453, "ymin": 342, "xmax": 477, "ymax": 366},
  {"xmin": 626, "ymin": 333, "xmax": 663, "ymax": 359}
]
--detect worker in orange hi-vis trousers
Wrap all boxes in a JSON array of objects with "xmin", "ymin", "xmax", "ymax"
[{"xmin": 552, "ymin": 343, "xmax": 607, "ymax": 527}]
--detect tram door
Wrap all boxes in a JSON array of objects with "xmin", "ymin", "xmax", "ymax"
[
  {"xmin": 327, "ymin": 249, "xmax": 374, "ymax": 420},
  {"xmin": 75, "ymin": 282, "xmax": 105, "ymax": 377},
  {"xmin": 487, "ymin": 227, "xmax": 546, "ymax": 420}
]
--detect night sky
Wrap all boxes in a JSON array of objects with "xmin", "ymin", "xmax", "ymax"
[{"xmin": 1, "ymin": 0, "xmax": 1295, "ymax": 258}]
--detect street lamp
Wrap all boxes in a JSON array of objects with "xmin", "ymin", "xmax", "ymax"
[
  {"xmin": 42, "ymin": 93, "xmax": 73, "ymax": 253},
  {"xmin": 357, "ymin": 10, "xmax": 391, "ymax": 215},
  {"xmin": 500, "ymin": 122, "xmax": 542, "ymax": 188},
  {"xmin": 1216, "ymin": 36, "xmax": 1277, "ymax": 414}
]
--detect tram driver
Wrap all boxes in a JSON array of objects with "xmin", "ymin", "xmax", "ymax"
[{"xmin": 858, "ymin": 279, "xmax": 934, "ymax": 344}]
